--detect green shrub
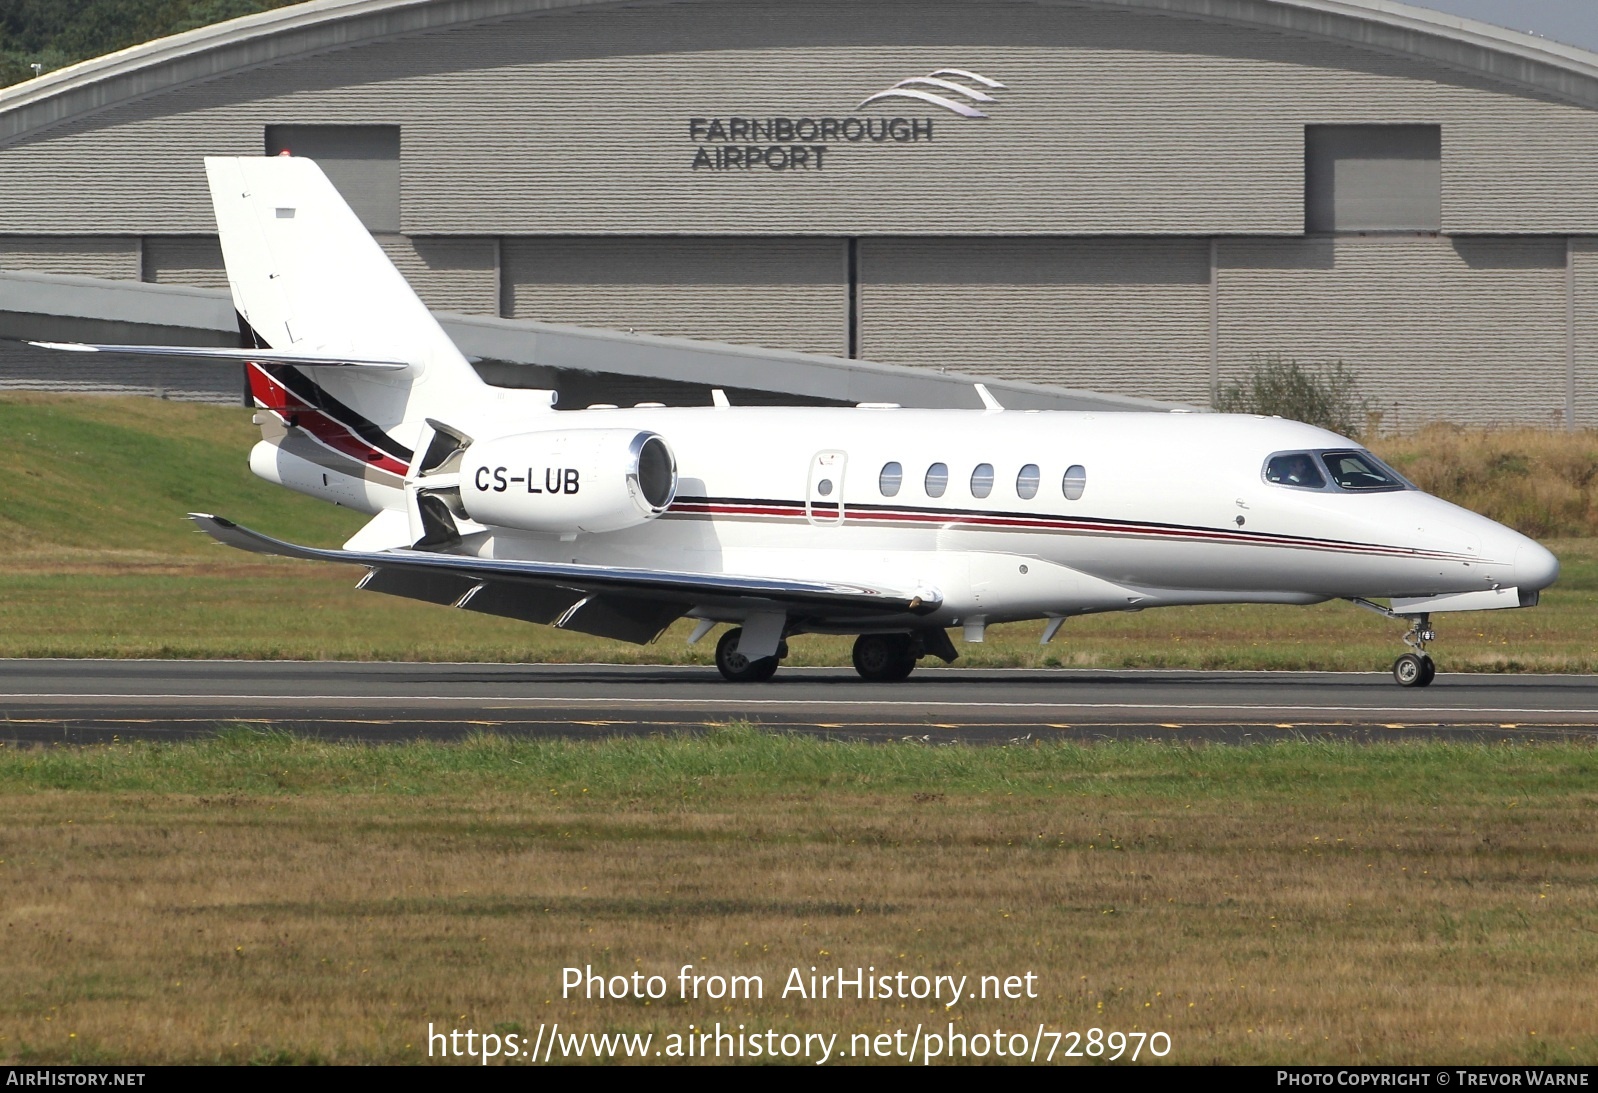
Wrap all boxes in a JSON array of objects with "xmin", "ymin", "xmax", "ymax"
[{"xmin": 1214, "ymin": 354, "xmax": 1372, "ymax": 438}]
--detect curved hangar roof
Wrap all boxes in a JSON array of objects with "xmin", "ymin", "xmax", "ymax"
[{"xmin": 4, "ymin": 0, "xmax": 1598, "ymax": 145}]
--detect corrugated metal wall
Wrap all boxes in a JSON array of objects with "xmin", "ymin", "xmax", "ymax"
[
  {"xmin": 857, "ymin": 238, "xmax": 1212, "ymax": 403},
  {"xmin": 502, "ymin": 237, "xmax": 847, "ymax": 354},
  {"xmin": 1, "ymin": 1, "xmax": 1596, "ymax": 235},
  {"xmin": 141, "ymin": 236, "xmax": 227, "ymax": 288},
  {"xmin": 1217, "ymin": 236, "xmax": 1570, "ymax": 428},
  {"xmin": 7, "ymin": 231, "xmax": 1583, "ymax": 427},
  {"xmin": 1577, "ymin": 239, "xmax": 1598, "ymax": 427},
  {"xmin": 1, "ymin": 0, "xmax": 1595, "ymax": 424},
  {"xmin": 377, "ymin": 236, "xmax": 498, "ymax": 315},
  {"xmin": 0, "ymin": 236, "xmax": 138, "ymax": 279}
]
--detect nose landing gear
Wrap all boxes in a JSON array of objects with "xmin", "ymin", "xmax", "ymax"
[
  {"xmin": 1392, "ymin": 615, "xmax": 1437, "ymax": 688},
  {"xmin": 1393, "ymin": 653, "xmax": 1435, "ymax": 687},
  {"xmin": 1349, "ymin": 600, "xmax": 1437, "ymax": 687}
]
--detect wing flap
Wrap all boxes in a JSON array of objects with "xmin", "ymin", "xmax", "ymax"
[
  {"xmin": 190, "ymin": 514, "xmax": 941, "ymax": 617},
  {"xmin": 357, "ymin": 567, "xmax": 480, "ymax": 607},
  {"xmin": 554, "ymin": 595, "xmax": 686, "ymax": 644},
  {"xmin": 455, "ymin": 581, "xmax": 586, "ymax": 625}
]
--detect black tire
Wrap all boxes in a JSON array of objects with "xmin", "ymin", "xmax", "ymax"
[
  {"xmin": 715, "ymin": 627, "xmax": 779, "ymax": 683},
  {"xmin": 1393, "ymin": 653, "xmax": 1434, "ymax": 688},
  {"xmin": 853, "ymin": 633, "xmax": 918, "ymax": 682}
]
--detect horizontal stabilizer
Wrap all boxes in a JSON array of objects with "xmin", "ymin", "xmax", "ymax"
[
  {"xmin": 28, "ymin": 341, "xmax": 408, "ymax": 369},
  {"xmin": 189, "ymin": 513, "xmax": 941, "ymax": 617}
]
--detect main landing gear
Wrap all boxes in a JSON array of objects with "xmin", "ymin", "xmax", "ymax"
[
  {"xmin": 1349, "ymin": 600, "xmax": 1438, "ymax": 687},
  {"xmin": 714, "ymin": 627, "xmax": 787, "ymax": 682},
  {"xmin": 851, "ymin": 629, "xmax": 957, "ymax": 682},
  {"xmin": 713, "ymin": 627, "xmax": 958, "ymax": 683},
  {"xmin": 852, "ymin": 633, "xmax": 919, "ymax": 682}
]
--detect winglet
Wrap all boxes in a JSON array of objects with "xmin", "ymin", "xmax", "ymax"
[
  {"xmin": 974, "ymin": 383, "xmax": 1004, "ymax": 411},
  {"xmin": 189, "ymin": 512, "xmax": 332, "ymax": 562}
]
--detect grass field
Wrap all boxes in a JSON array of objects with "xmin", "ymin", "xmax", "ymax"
[
  {"xmin": 1, "ymin": 731, "xmax": 1595, "ymax": 1065},
  {"xmin": 0, "ymin": 392, "xmax": 1595, "ymax": 671},
  {"xmin": 3, "ymin": 396, "xmax": 1596, "ymax": 1068}
]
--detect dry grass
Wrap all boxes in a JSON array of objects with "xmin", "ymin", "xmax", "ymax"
[
  {"xmin": 1373, "ymin": 427, "xmax": 1598, "ymax": 538},
  {"xmin": 0, "ymin": 550, "xmax": 1593, "ymax": 671},
  {"xmin": 1, "ymin": 394, "xmax": 1596, "ymax": 670},
  {"xmin": 1, "ymin": 732, "xmax": 1595, "ymax": 1065}
]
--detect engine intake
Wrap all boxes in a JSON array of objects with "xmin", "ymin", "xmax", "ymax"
[{"xmin": 461, "ymin": 428, "xmax": 677, "ymax": 534}]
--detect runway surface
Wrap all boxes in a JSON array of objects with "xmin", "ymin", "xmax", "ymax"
[{"xmin": 0, "ymin": 658, "xmax": 1595, "ymax": 744}]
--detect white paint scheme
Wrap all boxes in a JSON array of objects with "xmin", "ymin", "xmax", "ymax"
[
  {"xmin": 451, "ymin": 406, "xmax": 1553, "ymax": 610},
  {"xmin": 76, "ymin": 156, "xmax": 1565, "ymax": 683}
]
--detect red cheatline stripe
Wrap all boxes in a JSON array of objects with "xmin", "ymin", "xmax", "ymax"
[
  {"xmin": 248, "ymin": 364, "xmax": 409, "ymax": 478},
  {"xmin": 665, "ymin": 498, "xmax": 1472, "ymax": 562}
]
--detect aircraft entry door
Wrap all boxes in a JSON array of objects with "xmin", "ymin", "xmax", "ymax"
[{"xmin": 806, "ymin": 451, "xmax": 847, "ymax": 525}]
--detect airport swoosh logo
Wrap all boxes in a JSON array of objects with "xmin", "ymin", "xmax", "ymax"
[{"xmin": 857, "ymin": 68, "xmax": 1008, "ymax": 119}]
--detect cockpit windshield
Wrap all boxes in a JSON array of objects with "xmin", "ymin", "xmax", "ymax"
[
  {"xmin": 1264, "ymin": 452, "xmax": 1326, "ymax": 489},
  {"xmin": 1263, "ymin": 450, "xmax": 1411, "ymax": 493},
  {"xmin": 1319, "ymin": 450, "xmax": 1408, "ymax": 491}
]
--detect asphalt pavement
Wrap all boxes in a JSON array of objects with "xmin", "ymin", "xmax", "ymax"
[{"xmin": 0, "ymin": 659, "xmax": 1594, "ymax": 744}]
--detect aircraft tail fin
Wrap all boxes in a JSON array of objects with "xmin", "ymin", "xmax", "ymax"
[{"xmin": 204, "ymin": 154, "xmax": 504, "ymax": 452}]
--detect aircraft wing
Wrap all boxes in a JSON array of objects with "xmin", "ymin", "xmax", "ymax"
[{"xmin": 190, "ymin": 514, "xmax": 939, "ymax": 643}]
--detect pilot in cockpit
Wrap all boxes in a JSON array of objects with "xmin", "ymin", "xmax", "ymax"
[{"xmin": 1267, "ymin": 452, "xmax": 1324, "ymax": 488}]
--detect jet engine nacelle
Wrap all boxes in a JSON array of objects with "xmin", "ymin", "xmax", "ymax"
[{"xmin": 460, "ymin": 428, "xmax": 677, "ymax": 534}]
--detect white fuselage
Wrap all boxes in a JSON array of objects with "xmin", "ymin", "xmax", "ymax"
[{"xmin": 429, "ymin": 405, "xmax": 1554, "ymax": 631}]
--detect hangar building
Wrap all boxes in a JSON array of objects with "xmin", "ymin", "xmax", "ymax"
[{"xmin": 0, "ymin": 0, "xmax": 1595, "ymax": 425}]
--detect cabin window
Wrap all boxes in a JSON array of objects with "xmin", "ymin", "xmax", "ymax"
[
  {"xmin": 925, "ymin": 462, "xmax": 949, "ymax": 498},
  {"xmin": 1062, "ymin": 464, "xmax": 1086, "ymax": 501},
  {"xmin": 1016, "ymin": 464, "xmax": 1040, "ymax": 500},
  {"xmin": 1264, "ymin": 451, "xmax": 1327, "ymax": 489},
  {"xmin": 1320, "ymin": 450, "xmax": 1407, "ymax": 491},
  {"xmin": 970, "ymin": 463, "xmax": 994, "ymax": 499},
  {"xmin": 879, "ymin": 461, "xmax": 903, "ymax": 497}
]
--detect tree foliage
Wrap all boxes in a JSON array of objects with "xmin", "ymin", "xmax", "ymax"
[
  {"xmin": 1, "ymin": 0, "xmax": 301, "ymax": 87},
  {"xmin": 1213, "ymin": 353, "xmax": 1373, "ymax": 438}
]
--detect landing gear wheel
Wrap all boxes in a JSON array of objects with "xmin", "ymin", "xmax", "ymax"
[
  {"xmin": 715, "ymin": 627, "xmax": 779, "ymax": 683},
  {"xmin": 1393, "ymin": 652, "xmax": 1435, "ymax": 688},
  {"xmin": 852, "ymin": 633, "xmax": 918, "ymax": 682}
]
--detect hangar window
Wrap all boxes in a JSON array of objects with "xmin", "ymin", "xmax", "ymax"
[
  {"xmin": 1305, "ymin": 125, "xmax": 1440, "ymax": 234},
  {"xmin": 970, "ymin": 463, "xmax": 995, "ymax": 499},
  {"xmin": 925, "ymin": 462, "xmax": 949, "ymax": 499},
  {"xmin": 265, "ymin": 125, "xmax": 401, "ymax": 232},
  {"xmin": 1062, "ymin": 465, "xmax": 1086, "ymax": 501},
  {"xmin": 879, "ymin": 461, "xmax": 903, "ymax": 497},
  {"xmin": 1016, "ymin": 464, "xmax": 1040, "ymax": 500}
]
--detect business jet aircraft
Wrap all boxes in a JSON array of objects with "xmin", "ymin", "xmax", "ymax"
[{"xmin": 38, "ymin": 155, "xmax": 1559, "ymax": 687}]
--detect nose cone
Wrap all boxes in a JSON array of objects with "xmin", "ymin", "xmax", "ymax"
[{"xmin": 1515, "ymin": 541, "xmax": 1560, "ymax": 592}]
